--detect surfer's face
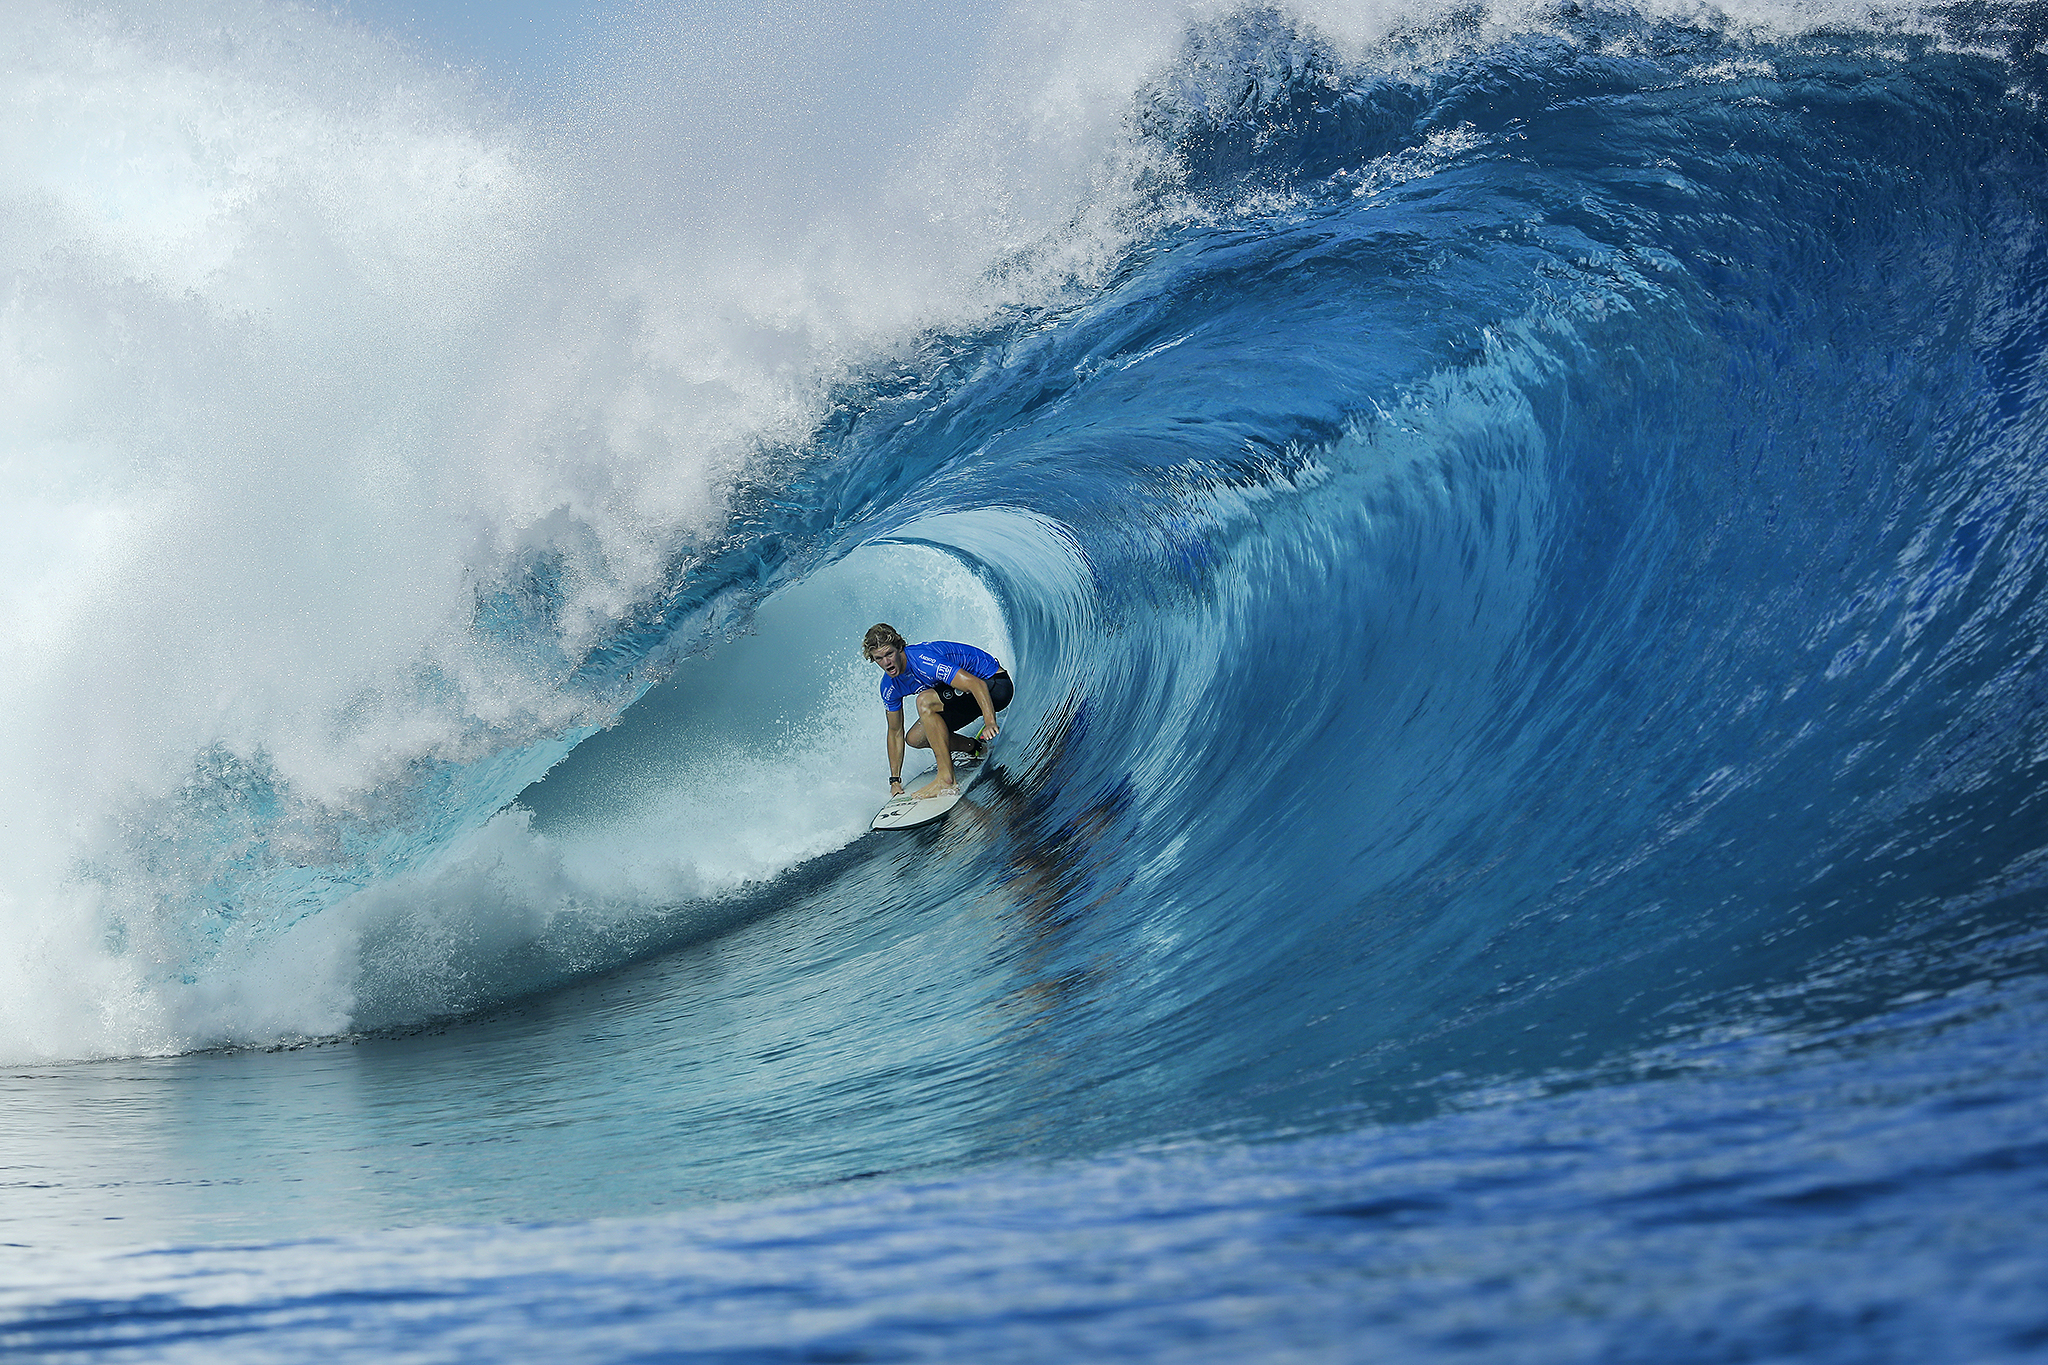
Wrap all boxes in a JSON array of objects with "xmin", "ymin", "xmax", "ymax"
[{"xmin": 869, "ymin": 645, "xmax": 905, "ymax": 676}]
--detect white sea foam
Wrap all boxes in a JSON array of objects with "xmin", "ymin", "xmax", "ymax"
[{"xmin": 0, "ymin": 0, "xmax": 1153, "ymax": 1061}]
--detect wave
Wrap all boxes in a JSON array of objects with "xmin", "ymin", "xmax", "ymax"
[{"xmin": 5, "ymin": 0, "xmax": 2048, "ymax": 1174}]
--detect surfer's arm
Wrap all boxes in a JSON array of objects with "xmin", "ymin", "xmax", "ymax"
[
  {"xmin": 952, "ymin": 669, "xmax": 1000, "ymax": 737},
  {"xmin": 886, "ymin": 707, "xmax": 906, "ymax": 790}
]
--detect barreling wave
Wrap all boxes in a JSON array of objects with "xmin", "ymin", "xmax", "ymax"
[{"xmin": 6, "ymin": 0, "xmax": 2048, "ymax": 1168}]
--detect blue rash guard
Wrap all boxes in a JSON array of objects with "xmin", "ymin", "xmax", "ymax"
[{"xmin": 879, "ymin": 641, "xmax": 1004, "ymax": 713}]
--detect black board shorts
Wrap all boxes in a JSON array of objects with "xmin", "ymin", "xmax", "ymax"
[{"xmin": 934, "ymin": 670, "xmax": 1012, "ymax": 736}]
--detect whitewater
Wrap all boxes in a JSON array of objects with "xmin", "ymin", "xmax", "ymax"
[{"xmin": 4, "ymin": 0, "xmax": 2048, "ymax": 1358}]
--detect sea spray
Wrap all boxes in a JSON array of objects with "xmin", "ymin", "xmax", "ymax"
[{"xmin": 0, "ymin": 0, "xmax": 1181, "ymax": 1060}]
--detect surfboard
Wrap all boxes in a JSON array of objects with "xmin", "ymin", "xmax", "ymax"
[{"xmin": 871, "ymin": 726, "xmax": 995, "ymax": 831}]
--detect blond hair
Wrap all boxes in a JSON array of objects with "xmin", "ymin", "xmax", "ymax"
[{"xmin": 862, "ymin": 623, "xmax": 906, "ymax": 659}]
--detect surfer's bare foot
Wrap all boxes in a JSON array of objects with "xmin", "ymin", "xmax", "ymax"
[{"xmin": 911, "ymin": 779, "xmax": 958, "ymax": 799}]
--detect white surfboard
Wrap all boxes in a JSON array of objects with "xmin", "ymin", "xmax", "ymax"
[{"xmin": 871, "ymin": 727, "xmax": 996, "ymax": 831}]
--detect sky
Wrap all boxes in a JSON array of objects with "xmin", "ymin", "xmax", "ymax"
[
  {"xmin": 330, "ymin": 0, "xmax": 1013, "ymax": 118},
  {"xmin": 335, "ymin": 0, "xmax": 613, "ymax": 88}
]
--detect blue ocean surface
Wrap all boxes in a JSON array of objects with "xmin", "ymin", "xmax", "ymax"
[{"xmin": 4, "ymin": 0, "xmax": 2048, "ymax": 1359}]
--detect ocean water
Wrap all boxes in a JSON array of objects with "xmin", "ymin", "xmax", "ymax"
[{"xmin": 5, "ymin": 0, "xmax": 2048, "ymax": 1359}]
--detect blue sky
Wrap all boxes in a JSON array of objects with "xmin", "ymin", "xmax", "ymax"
[
  {"xmin": 334, "ymin": 0, "xmax": 1011, "ymax": 113},
  {"xmin": 337, "ymin": 0, "xmax": 613, "ymax": 87}
]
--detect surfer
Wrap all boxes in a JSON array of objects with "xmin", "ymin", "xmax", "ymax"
[{"xmin": 864, "ymin": 624, "xmax": 1012, "ymax": 800}]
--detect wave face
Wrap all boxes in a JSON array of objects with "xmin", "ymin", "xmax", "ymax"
[{"xmin": 6, "ymin": 0, "xmax": 2048, "ymax": 1358}]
